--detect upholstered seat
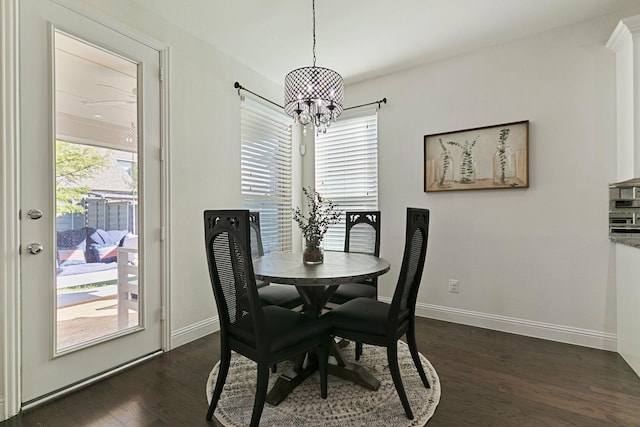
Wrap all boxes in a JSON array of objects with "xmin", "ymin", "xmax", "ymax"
[
  {"xmin": 233, "ymin": 305, "xmax": 329, "ymax": 352},
  {"xmin": 328, "ymin": 282, "xmax": 376, "ymax": 304}
]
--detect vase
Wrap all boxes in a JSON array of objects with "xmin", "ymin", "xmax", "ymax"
[
  {"xmin": 493, "ymin": 143, "xmax": 515, "ymax": 185},
  {"xmin": 437, "ymin": 149, "xmax": 454, "ymax": 188},
  {"xmin": 303, "ymin": 238, "xmax": 324, "ymax": 264},
  {"xmin": 459, "ymin": 152, "xmax": 476, "ymax": 184}
]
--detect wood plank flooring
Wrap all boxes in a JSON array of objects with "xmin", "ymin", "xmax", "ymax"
[{"xmin": 2, "ymin": 317, "xmax": 640, "ymax": 426}]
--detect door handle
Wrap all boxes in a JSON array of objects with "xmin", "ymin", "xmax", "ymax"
[
  {"xmin": 27, "ymin": 209, "xmax": 44, "ymax": 220},
  {"xmin": 26, "ymin": 243, "xmax": 44, "ymax": 255}
]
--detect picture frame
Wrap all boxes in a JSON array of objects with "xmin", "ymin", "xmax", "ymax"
[{"xmin": 424, "ymin": 120, "xmax": 529, "ymax": 192}]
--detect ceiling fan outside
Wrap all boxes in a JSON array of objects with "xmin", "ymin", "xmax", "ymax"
[{"xmin": 81, "ymin": 84, "xmax": 137, "ymax": 106}]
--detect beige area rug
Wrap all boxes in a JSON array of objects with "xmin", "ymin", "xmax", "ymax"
[{"xmin": 206, "ymin": 340, "xmax": 440, "ymax": 427}]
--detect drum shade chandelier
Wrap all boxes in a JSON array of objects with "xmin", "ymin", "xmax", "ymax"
[{"xmin": 284, "ymin": 0, "xmax": 344, "ymax": 134}]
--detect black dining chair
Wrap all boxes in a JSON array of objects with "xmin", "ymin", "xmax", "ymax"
[
  {"xmin": 328, "ymin": 211, "xmax": 381, "ymax": 360},
  {"xmin": 322, "ymin": 208, "xmax": 430, "ymax": 420},
  {"xmin": 249, "ymin": 212, "xmax": 303, "ymax": 310},
  {"xmin": 204, "ymin": 210, "xmax": 329, "ymax": 427},
  {"xmin": 329, "ymin": 211, "xmax": 381, "ymax": 305}
]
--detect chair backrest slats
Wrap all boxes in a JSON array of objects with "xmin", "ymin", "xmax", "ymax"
[
  {"xmin": 390, "ymin": 208, "xmax": 429, "ymax": 324},
  {"xmin": 249, "ymin": 211, "xmax": 264, "ymax": 258},
  {"xmin": 345, "ymin": 211, "xmax": 381, "ymax": 290},
  {"xmin": 344, "ymin": 211, "xmax": 381, "ymax": 256},
  {"xmin": 204, "ymin": 210, "xmax": 265, "ymax": 345}
]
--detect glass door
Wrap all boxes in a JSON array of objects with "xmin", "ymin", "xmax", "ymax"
[
  {"xmin": 54, "ymin": 31, "xmax": 142, "ymax": 351},
  {"xmin": 20, "ymin": 0, "xmax": 163, "ymax": 404}
]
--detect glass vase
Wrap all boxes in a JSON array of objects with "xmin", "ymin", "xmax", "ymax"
[
  {"xmin": 437, "ymin": 149, "xmax": 454, "ymax": 188},
  {"xmin": 459, "ymin": 152, "xmax": 476, "ymax": 184},
  {"xmin": 493, "ymin": 143, "xmax": 515, "ymax": 185},
  {"xmin": 303, "ymin": 238, "xmax": 324, "ymax": 264}
]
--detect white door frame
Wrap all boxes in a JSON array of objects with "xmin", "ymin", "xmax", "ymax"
[
  {"xmin": 1, "ymin": 0, "xmax": 21, "ymax": 420},
  {"xmin": 0, "ymin": 0, "xmax": 171, "ymax": 420}
]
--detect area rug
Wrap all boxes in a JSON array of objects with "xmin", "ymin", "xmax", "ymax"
[{"xmin": 206, "ymin": 340, "xmax": 440, "ymax": 426}]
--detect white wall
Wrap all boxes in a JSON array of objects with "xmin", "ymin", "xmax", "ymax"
[
  {"xmin": 74, "ymin": 0, "xmax": 283, "ymax": 347},
  {"xmin": 346, "ymin": 11, "xmax": 637, "ymax": 350}
]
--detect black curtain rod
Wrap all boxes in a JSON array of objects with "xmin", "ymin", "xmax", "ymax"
[{"xmin": 234, "ymin": 81, "xmax": 387, "ymax": 111}]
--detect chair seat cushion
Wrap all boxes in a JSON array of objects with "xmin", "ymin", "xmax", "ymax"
[
  {"xmin": 233, "ymin": 305, "xmax": 329, "ymax": 353},
  {"xmin": 322, "ymin": 297, "xmax": 391, "ymax": 337},
  {"xmin": 257, "ymin": 284, "xmax": 303, "ymax": 309},
  {"xmin": 329, "ymin": 283, "xmax": 376, "ymax": 304}
]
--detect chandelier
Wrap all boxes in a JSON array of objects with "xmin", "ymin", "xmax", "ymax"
[
  {"xmin": 123, "ymin": 122, "xmax": 137, "ymax": 144},
  {"xmin": 284, "ymin": 0, "xmax": 344, "ymax": 134}
]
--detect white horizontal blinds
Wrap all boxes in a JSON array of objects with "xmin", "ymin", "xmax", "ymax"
[
  {"xmin": 241, "ymin": 98, "xmax": 293, "ymax": 254},
  {"xmin": 348, "ymin": 222, "xmax": 377, "ymax": 254},
  {"xmin": 315, "ymin": 112, "xmax": 378, "ymax": 251}
]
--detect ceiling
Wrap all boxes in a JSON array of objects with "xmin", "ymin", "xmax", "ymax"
[
  {"xmin": 55, "ymin": 31, "xmax": 137, "ymax": 140},
  {"xmin": 129, "ymin": 0, "xmax": 637, "ymax": 85}
]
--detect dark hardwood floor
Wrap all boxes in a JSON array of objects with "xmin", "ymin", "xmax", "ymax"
[{"xmin": 2, "ymin": 317, "xmax": 640, "ymax": 426}]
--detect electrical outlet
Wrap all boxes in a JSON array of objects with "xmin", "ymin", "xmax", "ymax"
[{"xmin": 448, "ymin": 279, "xmax": 459, "ymax": 293}]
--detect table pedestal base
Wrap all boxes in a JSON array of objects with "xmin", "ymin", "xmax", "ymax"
[
  {"xmin": 328, "ymin": 362, "xmax": 381, "ymax": 391},
  {"xmin": 266, "ymin": 365, "xmax": 316, "ymax": 406},
  {"xmin": 265, "ymin": 340, "xmax": 381, "ymax": 406}
]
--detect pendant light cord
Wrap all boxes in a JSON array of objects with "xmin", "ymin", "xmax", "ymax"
[{"xmin": 312, "ymin": 0, "xmax": 316, "ymax": 67}]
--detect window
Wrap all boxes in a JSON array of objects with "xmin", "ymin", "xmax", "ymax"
[
  {"xmin": 117, "ymin": 159, "xmax": 134, "ymax": 177},
  {"xmin": 241, "ymin": 98, "xmax": 293, "ymax": 254},
  {"xmin": 315, "ymin": 112, "xmax": 378, "ymax": 251}
]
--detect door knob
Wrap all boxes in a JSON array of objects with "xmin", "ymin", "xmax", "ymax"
[
  {"xmin": 26, "ymin": 209, "xmax": 44, "ymax": 220},
  {"xmin": 26, "ymin": 243, "xmax": 44, "ymax": 255}
]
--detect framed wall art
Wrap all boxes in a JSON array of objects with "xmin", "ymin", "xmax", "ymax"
[{"xmin": 424, "ymin": 120, "xmax": 529, "ymax": 192}]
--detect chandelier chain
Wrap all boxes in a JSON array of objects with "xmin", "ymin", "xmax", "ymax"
[{"xmin": 312, "ymin": 0, "xmax": 316, "ymax": 67}]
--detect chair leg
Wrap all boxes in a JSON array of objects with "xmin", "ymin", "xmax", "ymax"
[
  {"xmin": 406, "ymin": 325, "xmax": 430, "ymax": 388},
  {"xmin": 250, "ymin": 363, "xmax": 270, "ymax": 427},
  {"xmin": 387, "ymin": 343, "xmax": 414, "ymax": 420},
  {"xmin": 318, "ymin": 339, "xmax": 328, "ymax": 399},
  {"xmin": 355, "ymin": 341, "xmax": 363, "ymax": 361},
  {"xmin": 207, "ymin": 346, "xmax": 231, "ymax": 420}
]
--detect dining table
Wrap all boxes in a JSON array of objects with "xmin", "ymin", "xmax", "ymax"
[{"xmin": 253, "ymin": 250, "xmax": 391, "ymax": 406}]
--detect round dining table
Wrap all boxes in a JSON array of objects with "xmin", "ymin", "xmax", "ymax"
[{"xmin": 253, "ymin": 250, "xmax": 391, "ymax": 406}]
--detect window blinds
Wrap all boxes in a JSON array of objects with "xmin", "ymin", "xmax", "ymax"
[
  {"xmin": 315, "ymin": 112, "xmax": 378, "ymax": 251},
  {"xmin": 241, "ymin": 98, "xmax": 293, "ymax": 254}
]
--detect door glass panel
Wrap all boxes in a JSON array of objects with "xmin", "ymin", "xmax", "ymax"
[{"xmin": 54, "ymin": 31, "xmax": 140, "ymax": 352}]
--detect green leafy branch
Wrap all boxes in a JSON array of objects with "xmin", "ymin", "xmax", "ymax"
[
  {"xmin": 56, "ymin": 141, "xmax": 108, "ymax": 216},
  {"xmin": 496, "ymin": 128, "xmax": 511, "ymax": 184},
  {"xmin": 292, "ymin": 187, "xmax": 341, "ymax": 248},
  {"xmin": 447, "ymin": 138, "xmax": 477, "ymax": 184},
  {"xmin": 438, "ymin": 139, "xmax": 452, "ymax": 187}
]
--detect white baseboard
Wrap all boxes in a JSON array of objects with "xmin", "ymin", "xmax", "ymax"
[
  {"xmin": 0, "ymin": 396, "xmax": 4, "ymax": 422},
  {"xmin": 170, "ymin": 316, "xmax": 219, "ymax": 349},
  {"xmin": 169, "ymin": 302, "xmax": 618, "ymax": 353},
  {"xmin": 378, "ymin": 298, "xmax": 617, "ymax": 352}
]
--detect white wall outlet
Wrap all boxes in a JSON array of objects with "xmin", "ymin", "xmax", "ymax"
[{"xmin": 448, "ymin": 279, "xmax": 459, "ymax": 293}]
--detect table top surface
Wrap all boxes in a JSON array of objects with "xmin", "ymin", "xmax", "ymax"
[{"xmin": 253, "ymin": 251, "xmax": 391, "ymax": 286}]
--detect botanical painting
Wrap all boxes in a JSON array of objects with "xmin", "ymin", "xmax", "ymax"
[{"xmin": 424, "ymin": 120, "xmax": 529, "ymax": 192}]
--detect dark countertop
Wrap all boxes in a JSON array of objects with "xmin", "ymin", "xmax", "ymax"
[{"xmin": 610, "ymin": 236, "xmax": 640, "ymax": 249}]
